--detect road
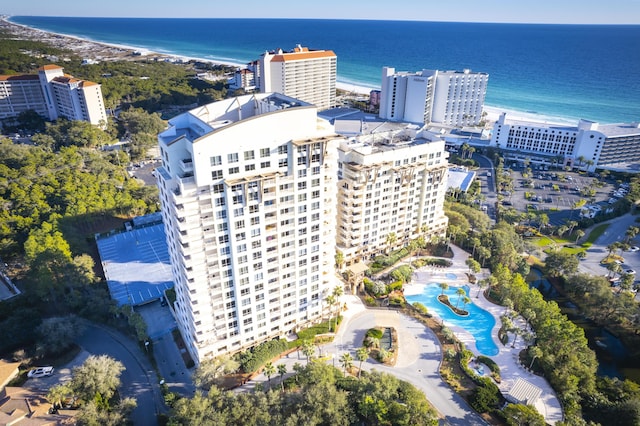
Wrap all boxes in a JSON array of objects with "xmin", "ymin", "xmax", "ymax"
[
  {"xmin": 473, "ymin": 153, "xmax": 497, "ymax": 221},
  {"xmin": 578, "ymin": 213, "xmax": 640, "ymax": 279},
  {"xmin": 239, "ymin": 301, "xmax": 486, "ymax": 425},
  {"xmin": 77, "ymin": 324, "xmax": 164, "ymax": 426}
]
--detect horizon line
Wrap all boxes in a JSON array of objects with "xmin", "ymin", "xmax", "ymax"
[{"xmin": 5, "ymin": 14, "xmax": 640, "ymax": 26}]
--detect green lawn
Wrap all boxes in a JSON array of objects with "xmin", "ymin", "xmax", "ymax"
[{"xmin": 536, "ymin": 223, "xmax": 610, "ymax": 256}]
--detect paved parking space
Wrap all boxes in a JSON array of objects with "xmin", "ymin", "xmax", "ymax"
[{"xmin": 497, "ymin": 167, "xmax": 617, "ymax": 226}]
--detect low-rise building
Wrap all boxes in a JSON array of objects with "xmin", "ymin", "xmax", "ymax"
[{"xmin": 489, "ymin": 113, "xmax": 640, "ymax": 172}]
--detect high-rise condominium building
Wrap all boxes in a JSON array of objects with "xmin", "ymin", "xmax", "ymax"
[
  {"xmin": 336, "ymin": 129, "xmax": 449, "ymax": 266},
  {"xmin": 156, "ymin": 93, "xmax": 340, "ymax": 363},
  {"xmin": 0, "ymin": 65, "xmax": 107, "ymax": 128},
  {"xmin": 379, "ymin": 67, "xmax": 488, "ymax": 127},
  {"xmin": 258, "ymin": 45, "xmax": 337, "ymax": 111}
]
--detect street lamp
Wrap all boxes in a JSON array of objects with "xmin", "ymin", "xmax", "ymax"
[{"xmin": 144, "ymin": 341, "xmax": 150, "ymax": 353}]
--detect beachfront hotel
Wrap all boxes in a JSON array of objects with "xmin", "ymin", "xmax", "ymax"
[
  {"xmin": 489, "ymin": 113, "xmax": 640, "ymax": 172},
  {"xmin": 336, "ymin": 128, "xmax": 449, "ymax": 267},
  {"xmin": 256, "ymin": 45, "xmax": 337, "ymax": 111},
  {"xmin": 0, "ymin": 65, "xmax": 107, "ymax": 128},
  {"xmin": 155, "ymin": 93, "xmax": 341, "ymax": 362},
  {"xmin": 379, "ymin": 67, "xmax": 488, "ymax": 128}
]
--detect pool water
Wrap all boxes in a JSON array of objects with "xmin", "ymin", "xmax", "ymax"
[{"xmin": 405, "ymin": 284, "xmax": 499, "ymax": 356}]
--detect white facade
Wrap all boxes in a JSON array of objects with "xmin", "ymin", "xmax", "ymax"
[
  {"xmin": 258, "ymin": 45, "xmax": 337, "ymax": 111},
  {"xmin": 156, "ymin": 93, "xmax": 341, "ymax": 362},
  {"xmin": 379, "ymin": 67, "xmax": 488, "ymax": 127},
  {"xmin": 336, "ymin": 128, "xmax": 449, "ymax": 265},
  {"xmin": 489, "ymin": 113, "xmax": 640, "ymax": 171},
  {"xmin": 0, "ymin": 65, "xmax": 106, "ymax": 128}
]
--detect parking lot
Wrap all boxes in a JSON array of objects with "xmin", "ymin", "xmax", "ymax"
[{"xmin": 496, "ymin": 165, "xmax": 618, "ymax": 227}]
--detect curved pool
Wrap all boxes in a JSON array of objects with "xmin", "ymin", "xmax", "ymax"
[{"xmin": 405, "ymin": 284, "xmax": 499, "ymax": 356}]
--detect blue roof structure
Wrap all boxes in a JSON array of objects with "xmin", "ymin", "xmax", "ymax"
[
  {"xmin": 97, "ymin": 223, "xmax": 173, "ymax": 306},
  {"xmin": 447, "ymin": 168, "xmax": 476, "ymax": 192}
]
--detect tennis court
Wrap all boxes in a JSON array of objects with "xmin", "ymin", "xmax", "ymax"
[{"xmin": 97, "ymin": 223, "xmax": 173, "ymax": 306}]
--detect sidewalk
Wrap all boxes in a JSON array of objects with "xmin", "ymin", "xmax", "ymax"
[{"xmin": 410, "ymin": 244, "xmax": 563, "ymax": 425}]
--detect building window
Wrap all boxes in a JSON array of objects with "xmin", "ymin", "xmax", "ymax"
[
  {"xmin": 229, "ymin": 167, "xmax": 239, "ymax": 174},
  {"xmin": 228, "ymin": 153, "xmax": 239, "ymax": 163},
  {"xmin": 244, "ymin": 150, "xmax": 255, "ymax": 161},
  {"xmin": 260, "ymin": 148, "xmax": 270, "ymax": 158},
  {"xmin": 210, "ymin": 155, "xmax": 222, "ymax": 166}
]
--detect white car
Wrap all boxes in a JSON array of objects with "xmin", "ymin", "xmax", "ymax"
[
  {"xmin": 628, "ymin": 246, "xmax": 640, "ymax": 252},
  {"xmin": 625, "ymin": 269, "xmax": 636, "ymax": 275},
  {"xmin": 27, "ymin": 366, "xmax": 54, "ymax": 378}
]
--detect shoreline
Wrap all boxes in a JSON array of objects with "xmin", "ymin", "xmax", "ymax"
[{"xmin": 2, "ymin": 16, "xmax": 583, "ymax": 127}]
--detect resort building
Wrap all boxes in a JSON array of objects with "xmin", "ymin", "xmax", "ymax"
[
  {"xmin": 155, "ymin": 93, "xmax": 341, "ymax": 363},
  {"xmin": 336, "ymin": 126, "xmax": 449, "ymax": 266},
  {"xmin": 257, "ymin": 45, "xmax": 337, "ymax": 111},
  {"xmin": 489, "ymin": 113, "xmax": 640, "ymax": 172},
  {"xmin": 379, "ymin": 67, "xmax": 488, "ymax": 127},
  {"xmin": 0, "ymin": 65, "xmax": 107, "ymax": 128},
  {"xmin": 229, "ymin": 61, "xmax": 258, "ymax": 92}
]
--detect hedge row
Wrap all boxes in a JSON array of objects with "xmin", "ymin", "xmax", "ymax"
[{"xmin": 239, "ymin": 339, "xmax": 288, "ymax": 373}]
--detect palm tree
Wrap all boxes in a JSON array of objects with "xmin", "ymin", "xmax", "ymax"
[
  {"xmin": 46, "ymin": 384, "xmax": 71, "ymax": 410},
  {"xmin": 575, "ymin": 229, "xmax": 585, "ymax": 243},
  {"xmin": 386, "ymin": 232, "xmax": 397, "ymax": 254},
  {"xmin": 325, "ymin": 294, "xmax": 336, "ymax": 327},
  {"xmin": 292, "ymin": 362, "xmax": 303, "ymax": 384},
  {"xmin": 263, "ymin": 362, "xmax": 276, "ymax": 387},
  {"xmin": 538, "ymin": 213, "xmax": 549, "ymax": 231},
  {"xmin": 332, "ymin": 285, "xmax": 344, "ymax": 324},
  {"xmin": 625, "ymin": 226, "xmax": 640, "ymax": 243},
  {"xmin": 277, "ymin": 364, "xmax": 287, "ymax": 391},
  {"xmin": 335, "ymin": 250, "xmax": 344, "ymax": 270},
  {"xmin": 340, "ymin": 352, "xmax": 354, "ymax": 375},
  {"xmin": 476, "ymin": 278, "xmax": 488, "ymax": 298},
  {"xmin": 462, "ymin": 296, "xmax": 471, "ymax": 311},
  {"xmin": 529, "ymin": 346, "xmax": 543, "ymax": 369},
  {"xmin": 439, "ymin": 282, "xmax": 449, "ymax": 296},
  {"xmin": 356, "ymin": 347, "xmax": 368, "ymax": 378},
  {"xmin": 301, "ymin": 340, "xmax": 315, "ymax": 365},
  {"xmin": 455, "ymin": 287, "xmax": 466, "ymax": 309}
]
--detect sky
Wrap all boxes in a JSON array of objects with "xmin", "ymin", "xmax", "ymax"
[{"xmin": 3, "ymin": 0, "xmax": 640, "ymax": 24}]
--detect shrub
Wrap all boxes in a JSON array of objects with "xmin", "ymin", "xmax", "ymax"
[
  {"xmin": 366, "ymin": 328, "xmax": 384, "ymax": 339},
  {"xmin": 364, "ymin": 296, "xmax": 377, "ymax": 306},
  {"xmin": 470, "ymin": 380, "xmax": 501, "ymax": 413},
  {"xmin": 423, "ymin": 258, "xmax": 453, "ymax": 267},
  {"xmin": 412, "ymin": 302, "xmax": 428, "ymax": 315},
  {"xmin": 239, "ymin": 339, "xmax": 288, "ymax": 373},
  {"xmin": 372, "ymin": 281, "xmax": 387, "ymax": 296},
  {"xmin": 388, "ymin": 295, "xmax": 405, "ymax": 308},
  {"xmin": 386, "ymin": 281, "xmax": 404, "ymax": 293}
]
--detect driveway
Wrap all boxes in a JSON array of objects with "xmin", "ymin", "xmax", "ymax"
[
  {"xmin": 21, "ymin": 324, "xmax": 164, "ymax": 425},
  {"xmin": 238, "ymin": 296, "xmax": 486, "ymax": 425},
  {"xmin": 77, "ymin": 324, "xmax": 164, "ymax": 425}
]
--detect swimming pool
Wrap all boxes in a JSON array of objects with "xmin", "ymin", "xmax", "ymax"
[{"xmin": 405, "ymin": 284, "xmax": 499, "ymax": 356}]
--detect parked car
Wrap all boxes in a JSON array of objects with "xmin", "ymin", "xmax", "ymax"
[
  {"xmin": 625, "ymin": 269, "xmax": 636, "ymax": 275},
  {"xmin": 628, "ymin": 246, "xmax": 640, "ymax": 252},
  {"xmin": 27, "ymin": 366, "xmax": 54, "ymax": 378}
]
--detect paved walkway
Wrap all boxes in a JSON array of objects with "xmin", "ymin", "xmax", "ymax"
[
  {"xmin": 237, "ymin": 245, "xmax": 564, "ymax": 424},
  {"xmin": 407, "ymin": 244, "xmax": 563, "ymax": 424}
]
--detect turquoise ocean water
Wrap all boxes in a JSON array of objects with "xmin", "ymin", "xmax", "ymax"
[{"xmin": 9, "ymin": 16, "xmax": 640, "ymax": 124}]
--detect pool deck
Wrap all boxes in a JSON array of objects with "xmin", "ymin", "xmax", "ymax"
[{"xmin": 407, "ymin": 244, "xmax": 564, "ymax": 424}]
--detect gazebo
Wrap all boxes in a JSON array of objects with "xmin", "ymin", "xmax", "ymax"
[
  {"xmin": 503, "ymin": 378, "xmax": 542, "ymax": 406},
  {"xmin": 346, "ymin": 262, "xmax": 369, "ymax": 294}
]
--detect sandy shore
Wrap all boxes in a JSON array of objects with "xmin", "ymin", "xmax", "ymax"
[{"xmin": 1, "ymin": 17, "xmax": 577, "ymax": 127}]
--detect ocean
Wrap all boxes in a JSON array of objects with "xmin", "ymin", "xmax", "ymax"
[{"xmin": 9, "ymin": 16, "xmax": 640, "ymax": 124}]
